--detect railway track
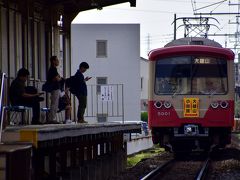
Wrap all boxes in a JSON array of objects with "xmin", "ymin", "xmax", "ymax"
[
  {"xmin": 195, "ymin": 158, "xmax": 210, "ymax": 180},
  {"xmin": 141, "ymin": 157, "xmax": 211, "ymax": 180},
  {"xmin": 140, "ymin": 159, "xmax": 175, "ymax": 180}
]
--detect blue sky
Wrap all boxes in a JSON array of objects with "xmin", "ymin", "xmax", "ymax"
[{"xmin": 72, "ymin": 0, "xmax": 239, "ymax": 59}]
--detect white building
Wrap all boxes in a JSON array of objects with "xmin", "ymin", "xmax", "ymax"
[
  {"xmin": 140, "ymin": 57, "xmax": 149, "ymax": 112},
  {"xmin": 71, "ymin": 24, "xmax": 140, "ymax": 123}
]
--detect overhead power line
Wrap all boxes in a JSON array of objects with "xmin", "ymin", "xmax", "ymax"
[
  {"xmin": 194, "ymin": 12, "xmax": 240, "ymax": 15},
  {"xmin": 152, "ymin": 0, "xmax": 213, "ymax": 4},
  {"xmin": 108, "ymin": 8, "xmax": 192, "ymax": 14},
  {"xmin": 194, "ymin": 0, "xmax": 227, "ymax": 11}
]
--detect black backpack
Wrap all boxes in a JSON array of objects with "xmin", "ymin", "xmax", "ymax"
[{"xmin": 66, "ymin": 76, "xmax": 77, "ymax": 95}]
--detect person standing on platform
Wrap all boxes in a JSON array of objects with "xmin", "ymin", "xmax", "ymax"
[
  {"xmin": 9, "ymin": 68, "xmax": 44, "ymax": 125},
  {"xmin": 67, "ymin": 62, "xmax": 91, "ymax": 123},
  {"xmin": 47, "ymin": 56, "xmax": 72, "ymax": 124}
]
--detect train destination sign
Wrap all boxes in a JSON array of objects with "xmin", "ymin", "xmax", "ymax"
[
  {"xmin": 194, "ymin": 58, "xmax": 210, "ymax": 64},
  {"xmin": 183, "ymin": 98, "xmax": 199, "ymax": 118}
]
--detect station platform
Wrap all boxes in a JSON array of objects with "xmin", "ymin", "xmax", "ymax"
[
  {"xmin": 2, "ymin": 122, "xmax": 141, "ymax": 148},
  {"xmin": 1, "ymin": 122, "xmax": 141, "ymax": 180}
]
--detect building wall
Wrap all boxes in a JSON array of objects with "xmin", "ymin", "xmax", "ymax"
[
  {"xmin": 140, "ymin": 57, "xmax": 149, "ymax": 111},
  {"xmin": 71, "ymin": 24, "xmax": 140, "ymax": 123}
]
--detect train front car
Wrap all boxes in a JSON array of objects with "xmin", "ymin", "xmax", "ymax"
[{"xmin": 148, "ymin": 37, "xmax": 235, "ymax": 153}]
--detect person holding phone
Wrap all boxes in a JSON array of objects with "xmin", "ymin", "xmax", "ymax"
[{"xmin": 71, "ymin": 62, "xmax": 91, "ymax": 123}]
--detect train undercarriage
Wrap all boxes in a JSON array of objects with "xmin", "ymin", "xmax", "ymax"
[{"xmin": 151, "ymin": 126, "xmax": 232, "ymax": 153}]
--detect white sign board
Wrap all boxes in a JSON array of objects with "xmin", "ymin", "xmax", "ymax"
[{"xmin": 101, "ymin": 86, "xmax": 113, "ymax": 101}]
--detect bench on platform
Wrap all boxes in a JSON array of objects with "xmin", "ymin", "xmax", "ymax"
[{"xmin": 5, "ymin": 106, "xmax": 32, "ymax": 125}]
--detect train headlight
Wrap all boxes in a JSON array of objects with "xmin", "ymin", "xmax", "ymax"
[
  {"xmin": 164, "ymin": 101, "xmax": 172, "ymax": 108},
  {"xmin": 154, "ymin": 101, "xmax": 162, "ymax": 109},
  {"xmin": 220, "ymin": 101, "xmax": 228, "ymax": 109},
  {"xmin": 210, "ymin": 101, "xmax": 219, "ymax": 109}
]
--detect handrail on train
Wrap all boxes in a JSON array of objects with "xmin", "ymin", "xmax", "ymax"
[{"xmin": 0, "ymin": 72, "xmax": 6, "ymax": 143}]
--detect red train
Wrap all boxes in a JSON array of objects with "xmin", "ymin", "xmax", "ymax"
[{"xmin": 148, "ymin": 37, "xmax": 235, "ymax": 153}]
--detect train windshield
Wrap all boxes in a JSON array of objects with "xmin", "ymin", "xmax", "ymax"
[{"xmin": 155, "ymin": 56, "xmax": 228, "ymax": 95}]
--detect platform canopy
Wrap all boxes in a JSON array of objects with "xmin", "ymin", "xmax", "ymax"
[
  {"xmin": 44, "ymin": 0, "xmax": 136, "ymax": 24},
  {"xmin": 4, "ymin": 0, "xmax": 136, "ymax": 32},
  {"xmin": 48, "ymin": 0, "xmax": 136, "ymax": 12}
]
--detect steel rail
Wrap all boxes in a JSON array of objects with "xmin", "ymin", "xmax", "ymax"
[
  {"xmin": 140, "ymin": 159, "xmax": 175, "ymax": 180},
  {"xmin": 195, "ymin": 158, "xmax": 210, "ymax": 180}
]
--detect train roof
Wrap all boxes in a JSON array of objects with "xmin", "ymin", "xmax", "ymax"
[
  {"xmin": 164, "ymin": 37, "xmax": 222, "ymax": 47},
  {"xmin": 149, "ymin": 37, "xmax": 234, "ymax": 61},
  {"xmin": 149, "ymin": 45, "xmax": 234, "ymax": 61}
]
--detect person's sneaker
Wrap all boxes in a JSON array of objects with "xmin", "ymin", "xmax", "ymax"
[{"xmin": 65, "ymin": 119, "xmax": 75, "ymax": 124}]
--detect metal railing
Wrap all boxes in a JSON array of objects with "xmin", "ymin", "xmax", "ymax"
[
  {"xmin": 0, "ymin": 73, "xmax": 6, "ymax": 142},
  {"xmin": 73, "ymin": 84, "xmax": 124, "ymax": 122}
]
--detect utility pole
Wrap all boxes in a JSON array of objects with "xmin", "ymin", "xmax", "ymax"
[
  {"xmin": 174, "ymin": 14, "xmax": 177, "ymax": 40},
  {"xmin": 146, "ymin": 33, "xmax": 151, "ymax": 54}
]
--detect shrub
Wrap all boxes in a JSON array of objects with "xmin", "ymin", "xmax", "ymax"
[{"xmin": 141, "ymin": 112, "xmax": 148, "ymax": 122}]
